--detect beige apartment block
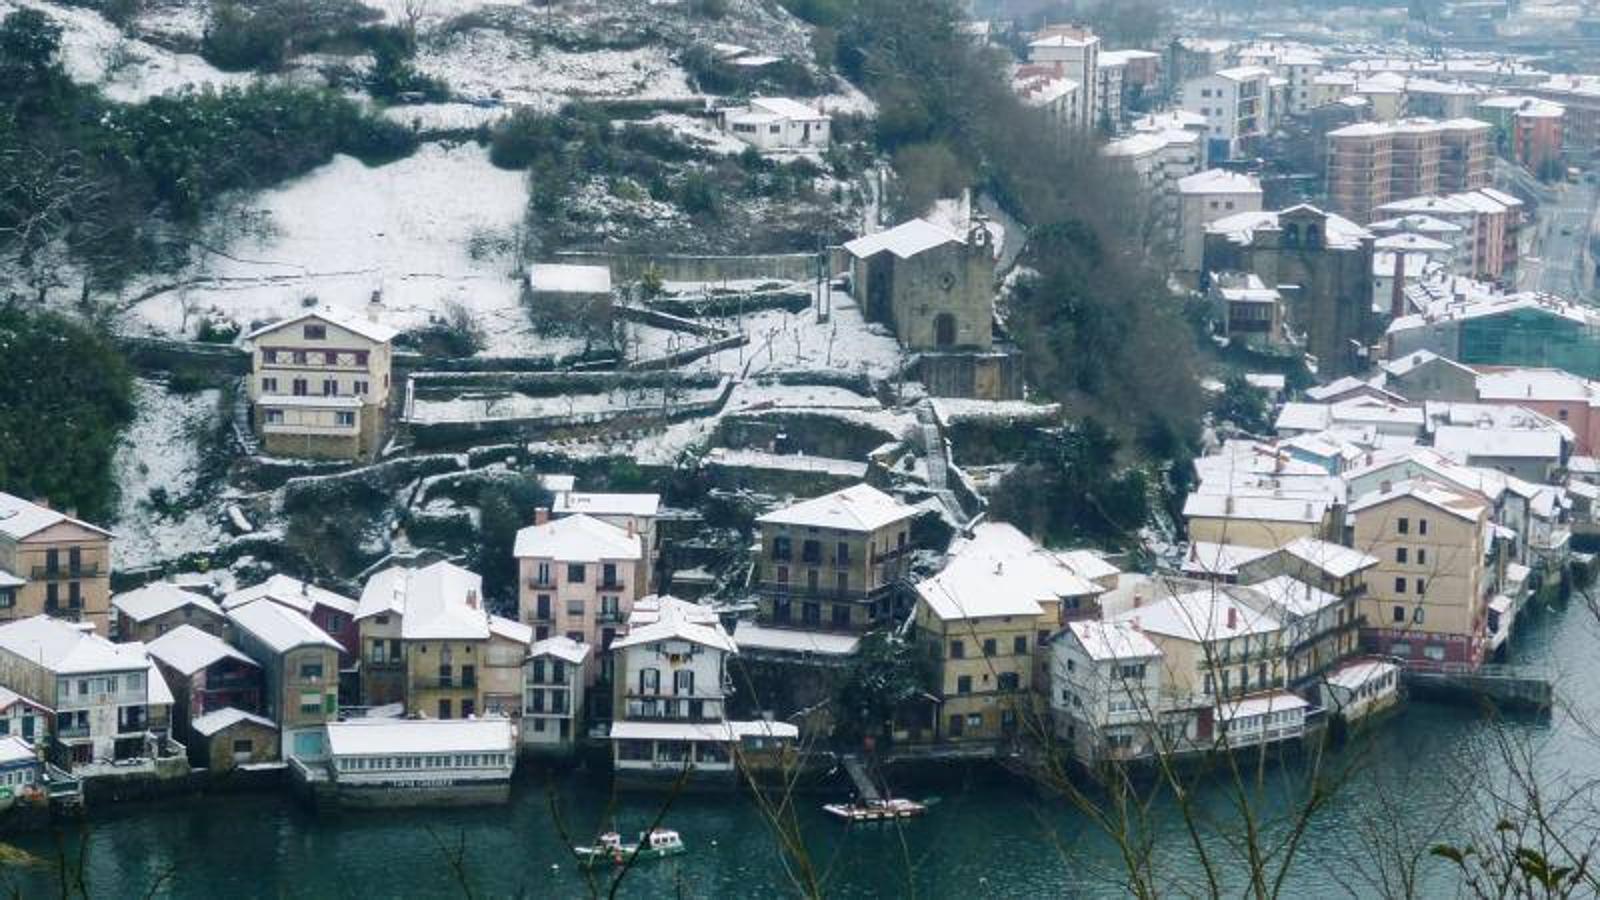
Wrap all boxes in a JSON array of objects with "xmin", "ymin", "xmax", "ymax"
[
  {"xmin": 245, "ymin": 307, "xmax": 397, "ymax": 460},
  {"xmin": 0, "ymin": 492, "xmax": 114, "ymax": 635}
]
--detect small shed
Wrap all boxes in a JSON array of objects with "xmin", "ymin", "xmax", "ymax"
[
  {"xmin": 526, "ymin": 264, "xmax": 614, "ymax": 335},
  {"xmin": 189, "ymin": 708, "xmax": 279, "ymax": 773}
]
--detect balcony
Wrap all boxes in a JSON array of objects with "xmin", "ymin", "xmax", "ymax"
[
  {"xmin": 527, "ymin": 576, "xmax": 556, "ymax": 590},
  {"xmin": 32, "ymin": 564, "xmax": 101, "ymax": 580},
  {"xmin": 43, "ymin": 604, "xmax": 83, "ymax": 621},
  {"xmin": 597, "ymin": 609, "xmax": 624, "ymax": 625}
]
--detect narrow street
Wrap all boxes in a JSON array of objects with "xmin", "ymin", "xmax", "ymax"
[{"xmin": 1520, "ymin": 175, "xmax": 1599, "ymax": 301}]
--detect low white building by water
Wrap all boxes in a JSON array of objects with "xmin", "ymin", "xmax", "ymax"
[{"xmin": 319, "ymin": 718, "xmax": 516, "ymax": 807}]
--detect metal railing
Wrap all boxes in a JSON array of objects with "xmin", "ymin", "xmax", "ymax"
[{"xmin": 32, "ymin": 564, "xmax": 101, "ymax": 579}]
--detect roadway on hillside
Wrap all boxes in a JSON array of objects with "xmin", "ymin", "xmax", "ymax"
[{"xmin": 1522, "ymin": 177, "xmax": 1600, "ymax": 302}]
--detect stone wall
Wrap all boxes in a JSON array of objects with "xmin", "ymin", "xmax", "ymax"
[
  {"xmin": 117, "ymin": 336, "xmax": 250, "ymax": 377},
  {"xmin": 914, "ymin": 351, "xmax": 1024, "ymax": 400},
  {"xmin": 556, "ymin": 250, "xmax": 820, "ymax": 283}
]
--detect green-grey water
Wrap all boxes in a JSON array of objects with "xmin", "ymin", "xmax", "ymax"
[{"xmin": 5, "ymin": 595, "xmax": 1599, "ymax": 898}]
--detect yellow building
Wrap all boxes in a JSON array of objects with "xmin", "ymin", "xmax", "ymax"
[
  {"xmin": 913, "ymin": 523, "xmax": 1108, "ymax": 745},
  {"xmin": 1182, "ymin": 493, "xmax": 1335, "ymax": 550},
  {"xmin": 1350, "ymin": 479, "xmax": 1492, "ymax": 669},
  {"xmin": 0, "ymin": 492, "xmax": 114, "ymax": 635},
  {"xmin": 244, "ymin": 307, "xmax": 397, "ymax": 460},
  {"xmin": 753, "ymin": 484, "xmax": 917, "ymax": 632}
]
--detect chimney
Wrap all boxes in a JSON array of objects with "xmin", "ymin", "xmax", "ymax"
[
  {"xmin": 534, "ymin": 508, "xmax": 550, "ymax": 526},
  {"xmin": 994, "ymin": 561, "xmax": 1004, "ymax": 575},
  {"xmin": 367, "ymin": 289, "xmax": 384, "ymax": 323},
  {"xmin": 1227, "ymin": 606, "xmax": 1239, "ymax": 629},
  {"xmin": 1391, "ymin": 250, "xmax": 1408, "ymax": 318},
  {"xmin": 627, "ymin": 520, "xmax": 637, "ymax": 537},
  {"xmin": 33, "ymin": 497, "xmax": 49, "ymax": 510},
  {"xmin": 467, "ymin": 589, "xmax": 479, "ymax": 610}
]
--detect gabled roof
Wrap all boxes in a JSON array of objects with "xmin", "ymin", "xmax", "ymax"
[
  {"xmin": 1348, "ymin": 479, "xmax": 1487, "ymax": 521},
  {"xmin": 916, "ymin": 522, "xmax": 1101, "ymax": 622},
  {"xmin": 0, "ymin": 616, "xmax": 149, "ymax": 675},
  {"xmin": 191, "ymin": 707, "xmax": 277, "ymax": 737},
  {"xmin": 513, "ymin": 514, "xmax": 642, "ymax": 562},
  {"xmin": 842, "ymin": 219, "xmax": 964, "ymax": 261},
  {"xmin": 749, "ymin": 97, "xmax": 829, "ymax": 121},
  {"xmin": 1274, "ymin": 537, "xmax": 1378, "ymax": 578},
  {"xmin": 0, "ymin": 686, "xmax": 48, "ymax": 714},
  {"xmin": 1065, "ymin": 620, "xmax": 1162, "ymax": 662},
  {"xmin": 488, "ymin": 615, "xmax": 532, "ymax": 646},
  {"xmin": 1247, "ymin": 575, "xmax": 1342, "ymax": 617},
  {"xmin": 243, "ymin": 307, "xmax": 398, "ymax": 344},
  {"xmin": 612, "ymin": 595, "xmax": 736, "ymax": 654},
  {"xmin": 146, "ymin": 624, "xmax": 258, "ymax": 676},
  {"xmin": 1434, "ymin": 425, "xmax": 1564, "ymax": 460},
  {"xmin": 1182, "ymin": 493, "xmax": 1329, "ymax": 524},
  {"xmin": 223, "ymin": 575, "xmax": 358, "ymax": 617},
  {"xmin": 0, "ymin": 492, "xmax": 112, "ymax": 541},
  {"xmin": 1178, "ymin": 168, "xmax": 1262, "ymax": 195},
  {"xmin": 1111, "ymin": 589, "xmax": 1281, "ymax": 643},
  {"xmin": 1383, "ymin": 349, "xmax": 1472, "ymax": 379},
  {"xmin": 398, "ymin": 562, "xmax": 489, "ymax": 641},
  {"xmin": 0, "ymin": 735, "xmax": 36, "ymax": 766},
  {"xmin": 756, "ymin": 484, "xmax": 915, "ymax": 532},
  {"xmin": 1182, "ymin": 541, "xmax": 1273, "ymax": 579},
  {"xmin": 529, "ymin": 635, "xmax": 590, "ymax": 665},
  {"xmin": 112, "ymin": 583, "xmax": 223, "ymax": 623},
  {"xmin": 227, "ymin": 600, "xmax": 342, "ymax": 655},
  {"xmin": 1477, "ymin": 368, "xmax": 1597, "ymax": 404}
]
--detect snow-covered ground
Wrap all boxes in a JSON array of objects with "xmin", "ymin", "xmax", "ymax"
[
  {"xmin": 0, "ymin": 0, "xmax": 253, "ymax": 102},
  {"xmin": 110, "ymin": 379, "xmax": 227, "ymax": 569},
  {"xmin": 120, "ymin": 142, "xmax": 557, "ymax": 356},
  {"xmin": 417, "ymin": 32, "xmax": 693, "ymax": 111},
  {"xmin": 410, "ymin": 381, "xmax": 726, "ymax": 424},
  {"xmin": 630, "ymin": 287, "xmax": 904, "ymax": 381}
]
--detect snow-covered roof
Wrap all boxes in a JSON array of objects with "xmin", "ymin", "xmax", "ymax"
[
  {"xmin": 399, "ymin": 562, "xmax": 489, "ymax": 641},
  {"xmin": 0, "ymin": 735, "xmax": 36, "ymax": 766},
  {"xmin": 488, "ymin": 615, "xmax": 532, "ymax": 646},
  {"xmin": 1383, "ymin": 349, "xmax": 1465, "ymax": 378},
  {"xmin": 1207, "ymin": 207, "xmax": 1372, "ymax": 250},
  {"xmin": 326, "ymin": 718, "xmax": 514, "ymax": 756},
  {"xmin": 749, "ymin": 97, "xmax": 829, "ymax": 121},
  {"xmin": 757, "ymin": 483, "xmax": 914, "ymax": 532},
  {"xmin": 146, "ymin": 661, "xmax": 174, "ymax": 706},
  {"xmin": 1248, "ymin": 575, "xmax": 1341, "ymax": 617},
  {"xmin": 146, "ymin": 624, "xmax": 258, "ymax": 676},
  {"xmin": 1275, "ymin": 536, "xmax": 1378, "ymax": 578},
  {"xmin": 1215, "ymin": 65, "xmax": 1273, "ymax": 82},
  {"xmin": 1434, "ymin": 425, "xmax": 1563, "ymax": 460},
  {"xmin": 0, "ymin": 616, "xmax": 149, "ymax": 675},
  {"xmin": 0, "ymin": 492, "xmax": 112, "ymax": 541},
  {"xmin": 227, "ymin": 599, "xmax": 342, "ymax": 655},
  {"xmin": 528, "ymin": 263, "xmax": 612, "ymax": 295},
  {"xmin": 0, "ymin": 686, "xmax": 46, "ymax": 714},
  {"xmin": 1348, "ymin": 479, "xmax": 1486, "ymax": 521},
  {"xmin": 552, "ymin": 492, "xmax": 661, "ymax": 519},
  {"xmin": 1477, "ymin": 369, "xmax": 1597, "ymax": 404},
  {"xmin": 1183, "ymin": 493, "xmax": 1329, "ymax": 524},
  {"xmin": 1056, "ymin": 549, "xmax": 1121, "ymax": 583},
  {"xmin": 513, "ymin": 513, "xmax": 642, "ymax": 562},
  {"xmin": 1179, "ymin": 168, "xmax": 1262, "ymax": 195},
  {"xmin": 191, "ymin": 707, "xmax": 276, "ymax": 737},
  {"xmin": 0, "ymin": 569, "xmax": 20, "ymax": 589},
  {"xmin": 243, "ymin": 307, "xmax": 398, "ymax": 344},
  {"xmin": 1368, "ymin": 214, "xmax": 1464, "ymax": 235},
  {"xmin": 1375, "ymin": 232, "xmax": 1453, "ymax": 253},
  {"xmin": 1099, "ymin": 49, "xmax": 1160, "ymax": 65},
  {"xmin": 732, "ymin": 621, "xmax": 861, "ymax": 656},
  {"xmin": 1065, "ymin": 620, "xmax": 1162, "ymax": 661},
  {"xmin": 1182, "ymin": 542, "xmax": 1274, "ymax": 578},
  {"xmin": 222, "ymin": 574, "xmax": 358, "ymax": 617},
  {"xmin": 1220, "ymin": 691, "xmax": 1308, "ymax": 720},
  {"xmin": 614, "ymin": 596, "xmax": 736, "ymax": 654},
  {"xmin": 917, "ymin": 522, "xmax": 1099, "ymax": 622},
  {"xmin": 112, "ymin": 583, "xmax": 222, "ymax": 623},
  {"xmin": 529, "ymin": 635, "xmax": 590, "ymax": 665},
  {"xmin": 1111, "ymin": 589, "xmax": 1281, "ymax": 644},
  {"xmin": 843, "ymin": 218, "xmax": 964, "ymax": 260},
  {"xmin": 1324, "ymin": 657, "xmax": 1399, "ymax": 691}
]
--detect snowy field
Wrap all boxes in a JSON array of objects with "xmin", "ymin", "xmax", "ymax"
[
  {"xmin": 410, "ymin": 380, "xmax": 726, "ymax": 424},
  {"xmin": 121, "ymin": 142, "xmax": 553, "ymax": 356},
  {"xmin": 110, "ymin": 379, "xmax": 227, "ymax": 570},
  {"xmin": 631, "ymin": 288, "xmax": 904, "ymax": 381},
  {"xmin": 0, "ymin": 0, "xmax": 253, "ymax": 103}
]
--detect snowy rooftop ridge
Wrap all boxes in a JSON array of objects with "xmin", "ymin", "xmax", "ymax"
[
  {"xmin": 227, "ymin": 599, "xmax": 342, "ymax": 655},
  {"xmin": 513, "ymin": 514, "xmax": 642, "ymax": 562},
  {"xmin": 0, "ymin": 616, "xmax": 149, "ymax": 675},
  {"xmin": 147, "ymin": 625, "xmax": 258, "ymax": 677},
  {"xmin": 112, "ymin": 583, "xmax": 222, "ymax": 623},
  {"xmin": 0, "ymin": 492, "xmax": 112, "ymax": 542},
  {"xmin": 756, "ymin": 483, "xmax": 916, "ymax": 532}
]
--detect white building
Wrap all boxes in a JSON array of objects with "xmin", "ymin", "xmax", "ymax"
[
  {"xmin": 1050, "ymin": 620, "xmax": 1165, "ymax": 762},
  {"xmin": 513, "ymin": 511, "xmax": 644, "ymax": 664},
  {"xmin": 244, "ymin": 307, "xmax": 397, "ymax": 460},
  {"xmin": 0, "ymin": 616, "xmax": 171, "ymax": 769},
  {"xmin": 719, "ymin": 97, "xmax": 831, "ymax": 151},
  {"xmin": 1013, "ymin": 69, "xmax": 1082, "ymax": 135},
  {"xmin": 1182, "ymin": 66, "xmax": 1275, "ymax": 161},
  {"xmin": 1177, "ymin": 168, "xmax": 1264, "ymax": 276},
  {"xmin": 1028, "ymin": 27, "xmax": 1101, "ymax": 131},
  {"xmin": 322, "ymin": 718, "xmax": 516, "ymax": 806},
  {"xmin": 608, "ymin": 596, "xmax": 797, "ymax": 785},
  {"xmin": 523, "ymin": 636, "xmax": 589, "ymax": 754},
  {"xmin": 1102, "ymin": 129, "xmax": 1204, "ymax": 249}
]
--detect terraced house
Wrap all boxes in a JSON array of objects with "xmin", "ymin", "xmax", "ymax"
[
  {"xmin": 245, "ymin": 307, "xmax": 397, "ymax": 460},
  {"xmin": 753, "ymin": 484, "xmax": 917, "ymax": 633},
  {"xmin": 513, "ymin": 510, "xmax": 644, "ymax": 677},
  {"xmin": 226, "ymin": 600, "xmax": 341, "ymax": 761},
  {"xmin": 0, "ymin": 493, "xmax": 114, "ymax": 635}
]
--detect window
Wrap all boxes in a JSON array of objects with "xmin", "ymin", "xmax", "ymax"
[
  {"xmin": 639, "ymin": 668, "xmax": 660, "ymax": 694},
  {"xmin": 232, "ymin": 739, "xmax": 253, "ymax": 755},
  {"xmin": 1413, "ymin": 606, "xmax": 1426, "ymax": 624},
  {"xmin": 1398, "ymin": 517, "xmax": 1409, "ymax": 535},
  {"xmin": 1118, "ymin": 663, "xmax": 1146, "ymax": 680},
  {"xmin": 674, "ymin": 669, "xmax": 694, "ymax": 695},
  {"xmin": 335, "ymin": 411, "xmax": 355, "ymax": 427},
  {"xmin": 775, "ymin": 566, "xmax": 789, "ymax": 584},
  {"xmin": 304, "ymin": 324, "xmax": 326, "ymax": 340},
  {"xmin": 1416, "ymin": 579, "xmax": 1426, "ymax": 596},
  {"xmin": 1013, "ymin": 635, "xmax": 1027, "ymax": 655},
  {"xmin": 566, "ymin": 598, "xmax": 585, "ymax": 617},
  {"xmin": 956, "ymin": 675, "xmax": 972, "ymax": 694},
  {"xmin": 322, "ymin": 379, "xmax": 337, "ymax": 396},
  {"xmin": 292, "ymin": 378, "xmax": 308, "ymax": 397},
  {"xmin": 836, "ymin": 572, "xmax": 849, "ymax": 595},
  {"xmin": 836, "ymin": 542, "xmax": 850, "ymax": 566},
  {"xmin": 1419, "ymin": 519, "xmax": 1428, "ymax": 536},
  {"xmin": 1423, "ymin": 644, "xmax": 1446, "ymax": 661},
  {"xmin": 772, "ymin": 536, "xmax": 791, "ymax": 560},
  {"xmin": 265, "ymin": 409, "xmax": 284, "ymax": 425},
  {"xmin": 1393, "ymin": 605, "xmax": 1405, "ymax": 623},
  {"xmin": 354, "ymin": 380, "xmax": 369, "ymax": 395},
  {"xmin": 263, "ymin": 349, "xmax": 277, "ymax": 364},
  {"xmin": 299, "ymin": 661, "xmax": 324, "ymax": 681},
  {"xmin": 1417, "ymin": 548, "xmax": 1427, "ymax": 565},
  {"xmin": 299, "ymin": 692, "xmax": 323, "ymax": 714},
  {"xmin": 566, "ymin": 563, "xmax": 586, "ymax": 584},
  {"xmin": 950, "ymin": 640, "xmax": 965, "ymax": 659},
  {"xmin": 982, "ymin": 638, "xmax": 997, "ymax": 657},
  {"xmin": 438, "ymin": 699, "xmax": 452, "ymax": 719},
  {"xmin": 262, "ymin": 377, "xmax": 278, "ymax": 393},
  {"xmin": 601, "ymin": 562, "xmax": 618, "ymax": 586},
  {"xmin": 831, "ymin": 604, "xmax": 850, "ymax": 628},
  {"xmin": 998, "ymin": 672, "xmax": 1020, "ymax": 691},
  {"xmin": 1396, "ymin": 547, "xmax": 1408, "ymax": 564}
]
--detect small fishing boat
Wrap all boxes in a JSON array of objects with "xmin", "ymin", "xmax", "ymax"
[
  {"xmin": 822, "ymin": 797, "xmax": 927, "ymax": 823},
  {"xmin": 574, "ymin": 829, "xmax": 687, "ymax": 869}
]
